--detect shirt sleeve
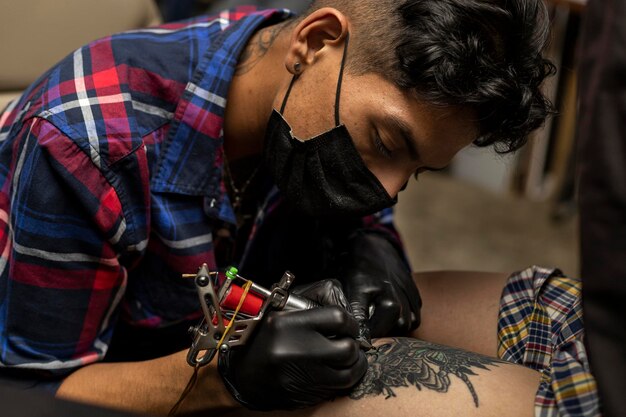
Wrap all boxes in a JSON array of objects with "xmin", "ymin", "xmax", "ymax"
[{"xmin": 0, "ymin": 117, "xmax": 130, "ymax": 387}]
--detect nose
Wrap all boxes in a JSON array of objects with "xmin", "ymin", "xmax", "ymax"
[
  {"xmin": 366, "ymin": 163, "xmax": 417, "ymax": 198},
  {"xmin": 379, "ymin": 175, "xmax": 412, "ymax": 199}
]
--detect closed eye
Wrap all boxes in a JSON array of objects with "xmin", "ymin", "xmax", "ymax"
[{"xmin": 373, "ymin": 131, "xmax": 393, "ymax": 159}]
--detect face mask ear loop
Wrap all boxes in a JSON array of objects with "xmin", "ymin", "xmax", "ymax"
[
  {"xmin": 279, "ymin": 74, "xmax": 299, "ymax": 115},
  {"xmin": 334, "ymin": 32, "xmax": 350, "ymax": 127}
]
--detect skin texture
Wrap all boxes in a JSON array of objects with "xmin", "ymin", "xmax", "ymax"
[
  {"xmin": 305, "ymin": 337, "xmax": 539, "ymax": 417},
  {"xmin": 411, "ymin": 271, "xmax": 511, "ymax": 357},
  {"xmin": 56, "ymin": 350, "xmax": 238, "ymax": 415}
]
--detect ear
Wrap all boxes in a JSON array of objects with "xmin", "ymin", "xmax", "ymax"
[{"xmin": 284, "ymin": 7, "xmax": 349, "ymax": 74}]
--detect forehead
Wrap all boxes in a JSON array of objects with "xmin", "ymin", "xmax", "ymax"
[
  {"xmin": 407, "ymin": 95, "xmax": 479, "ymax": 151},
  {"xmin": 347, "ymin": 72, "xmax": 478, "ymax": 155}
]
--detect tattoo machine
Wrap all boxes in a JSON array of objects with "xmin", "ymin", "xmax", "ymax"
[{"xmin": 186, "ymin": 264, "xmax": 329, "ymax": 368}]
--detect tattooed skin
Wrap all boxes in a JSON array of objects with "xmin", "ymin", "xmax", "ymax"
[
  {"xmin": 350, "ymin": 338, "xmax": 506, "ymax": 407},
  {"xmin": 235, "ymin": 22, "xmax": 286, "ymax": 75}
]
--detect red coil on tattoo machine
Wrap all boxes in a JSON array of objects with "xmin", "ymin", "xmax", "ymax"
[{"xmin": 186, "ymin": 264, "xmax": 319, "ymax": 367}]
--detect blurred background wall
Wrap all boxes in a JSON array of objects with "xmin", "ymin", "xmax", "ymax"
[{"xmin": 0, "ymin": 0, "xmax": 162, "ymax": 110}]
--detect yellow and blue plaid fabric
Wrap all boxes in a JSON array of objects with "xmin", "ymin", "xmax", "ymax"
[{"xmin": 497, "ymin": 266, "xmax": 600, "ymax": 417}]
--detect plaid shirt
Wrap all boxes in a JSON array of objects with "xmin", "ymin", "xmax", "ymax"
[
  {"xmin": 0, "ymin": 8, "xmax": 401, "ymax": 382},
  {"xmin": 498, "ymin": 267, "xmax": 600, "ymax": 416}
]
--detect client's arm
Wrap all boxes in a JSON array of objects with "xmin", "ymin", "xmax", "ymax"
[
  {"xmin": 56, "ymin": 349, "xmax": 238, "ymax": 416},
  {"xmin": 227, "ymin": 337, "xmax": 540, "ymax": 417}
]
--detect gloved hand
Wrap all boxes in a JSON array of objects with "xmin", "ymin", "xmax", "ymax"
[
  {"xmin": 218, "ymin": 279, "xmax": 367, "ymax": 410},
  {"xmin": 338, "ymin": 230, "xmax": 422, "ymax": 341},
  {"xmin": 291, "ymin": 278, "xmax": 352, "ymax": 312}
]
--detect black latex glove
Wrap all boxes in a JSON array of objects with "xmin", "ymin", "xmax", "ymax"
[
  {"xmin": 218, "ymin": 279, "xmax": 367, "ymax": 410},
  {"xmin": 339, "ymin": 231, "xmax": 422, "ymax": 341},
  {"xmin": 291, "ymin": 278, "xmax": 352, "ymax": 312}
]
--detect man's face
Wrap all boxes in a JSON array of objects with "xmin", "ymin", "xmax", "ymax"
[{"xmin": 276, "ymin": 68, "xmax": 478, "ymax": 198}]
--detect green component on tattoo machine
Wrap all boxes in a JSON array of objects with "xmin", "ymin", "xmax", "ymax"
[{"xmin": 225, "ymin": 266, "xmax": 239, "ymax": 280}]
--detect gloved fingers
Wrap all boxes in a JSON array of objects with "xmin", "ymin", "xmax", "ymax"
[
  {"xmin": 392, "ymin": 269, "xmax": 423, "ymax": 315},
  {"xmin": 368, "ymin": 296, "xmax": 402, "ymax": 338},
  {"xmin": 377, "ymin": 244, "xmax": 422, "ymax": 321},
  {"xmin": 406, "ymin": 287, "xmax": 422, "ymax": 328},
  {"xmin": 322, "ymin": 352, "xmax": 368, "ymax": 390},
  {"xmin": 313, "ymin": 336, "xmax": 363, "ymax": 368},
  {"xmin": 355, "ymin": 321, "xmax": 372, "ymax": 347},
  {"xmin": 392, "ymin": 286, "xmax": 414, "ymax": 333},
  {"xmin": 348, "ymin": 304, "xmax": 371, "ymax": 345},
  {"xmin": 219, "ymin": 308, "xmax": 365, "ymax": 410},
  {"xmin": 388, "ymin": 273, "xmax": 421, "ymax": 332},
  {"xmin": 346, "ymin": 284, "xmax": 376, "ymax": 331},
  {"xmin": 409, "ymin": 309, "xmax": 420, "ymax": 330},
  {"xmin": 296, "ymin": 306, "xmax": 360, "ymax": 338},
  {"xmin": 292, "ymin": 279, "xmax": 351, "ymax": 311},
  {"xmin": 349, "ymin": 231, "xmax": 421, "ymax": 309}
]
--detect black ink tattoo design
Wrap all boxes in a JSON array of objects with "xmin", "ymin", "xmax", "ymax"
[
  {"xmin": 235, "ymin": 23, "xmax": 285, "ymax": 75},
  {"xmin": 350, "ymin": 338, "xmax": 505, "ymax": 407}
]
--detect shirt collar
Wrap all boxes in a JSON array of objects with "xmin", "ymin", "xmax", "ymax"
[{"xmin": 150, "ymin": 9, "xmax": 292, "ymax": 218}]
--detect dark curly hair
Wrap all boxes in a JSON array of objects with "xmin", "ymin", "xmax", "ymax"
[{"xmin": 307, "ymin": 0, "xmax": 556, "ymax": 153}]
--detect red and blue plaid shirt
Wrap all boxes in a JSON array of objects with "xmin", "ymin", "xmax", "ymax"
[{"xmin": 0, "ymin": 8, "xmax": 401, "ymax": 385}]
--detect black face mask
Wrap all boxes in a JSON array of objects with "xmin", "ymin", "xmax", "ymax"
[{"xmin": 263, "ymin": 34, "xmax": 397, "ymax": 217}]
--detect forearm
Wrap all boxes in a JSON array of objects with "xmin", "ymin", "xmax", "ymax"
[{"xmin": 56, "ymin": 349, "xmax": 239, "ymax": 416}]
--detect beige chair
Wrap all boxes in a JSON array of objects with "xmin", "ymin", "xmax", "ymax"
[{"xmin": 0, "ymin": 0, "xmax": 162, "ymax": 110}]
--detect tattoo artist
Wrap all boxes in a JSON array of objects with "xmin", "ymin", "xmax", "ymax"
[{"xmin": 0, "ymin": 0, "xmax": 551, "ymax": 414}]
